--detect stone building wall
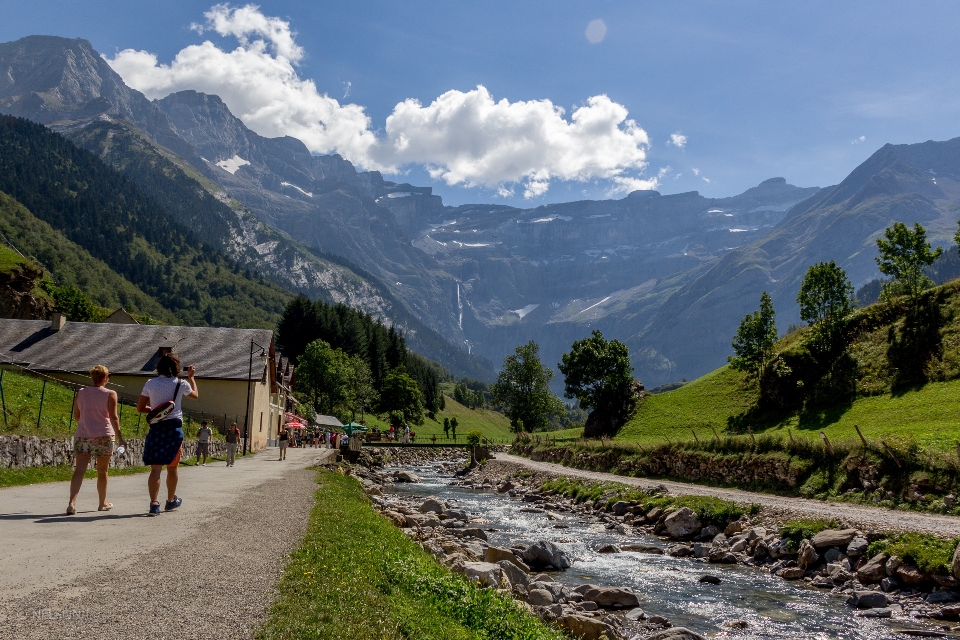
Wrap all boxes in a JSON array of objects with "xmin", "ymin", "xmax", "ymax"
[{"xmin": 0, "ymin": 436, "xmax": 229, "ymax": 469}]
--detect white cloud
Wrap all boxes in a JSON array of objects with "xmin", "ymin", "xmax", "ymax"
[
  {"xmin": 107, "ymin": 4, "xmax": 652, "ymax": 197},
  {"xmin": 667, "ymin": 132, "xmax": 687, "ymax": 148},
  {"xmin": 585, "ymin": 19, "xmax": 607, "ymax": 44},
  {"xmin": 496, "ymin": 185, "xmax": 515, "ymax": 198},
  {"xmin": 852, "ymin": 135, "xmax": 866, "ymax": 144},
  {"xmin": 342, "ymin": 80, "xmax": 351, "ymax": 99},
  {"xmin": 692, "ymin": 167, "xmax": 700, "ymax": 176}
]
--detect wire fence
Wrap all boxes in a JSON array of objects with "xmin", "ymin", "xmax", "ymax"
[{"xmin": 0, "ymin": 355, "xmax": 247, "ymax": 440}]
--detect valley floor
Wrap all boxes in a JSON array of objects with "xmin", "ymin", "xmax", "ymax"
[{"xmin": 497, "ymin": 453, "xmax": 960, "ymax": 537}]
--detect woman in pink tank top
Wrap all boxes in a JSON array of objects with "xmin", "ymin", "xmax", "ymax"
[{"xmin": 67, "ymin": 365, "xmax": 125, "ymax": 515}]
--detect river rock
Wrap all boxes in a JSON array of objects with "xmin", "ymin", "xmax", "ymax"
[
  {"xmin": 521, "ymin": 540, "xmax": 572, "ymax": 570},
  {"xmin": 811, "ymin": 529, "xmax": 858, "ymax": 549},
  {"xmin": 527, "ymin": 588, "xmax": 554, "ymax": 606},
  {"xmin": 724, "ymin": 521, "xmax": 743, "ymax": 535},
  {"xmin": 664, "ymin": 507, "xmax": 701, "ymax": 538},
  {"xmin": 797, "ymin": 539, "xmax": 819, "ymax": 569},
  {"xmin": 557, "ymin": 614, "xmax": 616, "ymax": 640},
  {"xmin": 598, "ymin": 544, "xmax": 622, "ymax": 554},
  {"xmin": 885, "ymin": 555, "xmax": 901, "ymax": 576},
  {"xmin": 857, "ymin": 608, "xmax": 892, "ymax": 618},
  {"xmin": 497, "ymin": 560, "xmax": 530, "ymax": 587},
  {"xmin": 382, "ymin": 510, "xmax": 407, "ymax": 527},
  {"xmin": 846, "ymin": 536, "xmax": 869, "ymax": 557},
  {"xmin": 578, "ymin": 585, "xmax": 640, "ymax": 608},
  {"xmin": 462, "ymin": 527, "xmax": 488, "ymax": 541},
  {"xmin": 699, "ymin": 575, "xmax": 721, "ymax": 585},
  {"xmin": 611, "ymin": 500, "xmax": 632, "ymax": 515},
  {"xmin": 779, "ymin": 567, "xmax": 805, "ymax": 580},
  {"xmin": 933, "ymin": 604, "xmax": 960, "ymax": 620},
  {"xmin": 896, "ymin": 563, "xmax": 928, "ymax": 586},
  {"xmin": 927, "ymin": 590, "xmax": 957, "ymax": 604},
  {"xmin": 419, "ymin": 498, "xmax": 445, "ymax": 513},
  {"xmin": 644, "ymin": 628, "xmax": 708, "ymax": 640},
  {"xmin": 446, "ymin": 509, "xmax": 468, "ymax": 521},
  {"xmin": 485, "ymin": 546, "xmax": 529, "ymax": 570},
  {"xmin": 847, "ymin": 590, "xmax": 888, "ymax": 609},
  {"xmin": 823, "ymin": 548, "xmax": 843, "ymax": 563},
  {"xmin": 394, "ymin": 470, "xmax": 421, "ymax": 483},
  {"xmin": 767, "ymin": 537, "xmax": 790, "ymax": 559},
  {"xmin": 668, "ymin": 544, "xmax": 692, "ymax": 557},
  {"xmin": 856, "ymin": 554, "xmax": 887, "ymax": 583},
  {"xmin": 458, "ymin": 561, "xmax": 504, "ymax": 588},
  {"xmin": 622, "ymin": 544, "xmax": 664, "ymax": 554}
]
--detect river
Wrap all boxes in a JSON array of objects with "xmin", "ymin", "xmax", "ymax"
[{"xmin": 385, "ymin": 459, "xmax": 950, "ymax": 639}]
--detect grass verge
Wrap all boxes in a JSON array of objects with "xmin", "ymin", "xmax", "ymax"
[
  {"xmin": 540, "ymin": 477, "xmax": 751, "ymax": 525},
  {"xmin": 867, "ymin": 533, "xmax": 960, "ymax": 574},
  {"xmin": 257, "ymin": 469, "xmax": 566, "ymax": 640},
  {"xmin": 0, "ymin": 464, "xmax": 150, "ymax": 488}
]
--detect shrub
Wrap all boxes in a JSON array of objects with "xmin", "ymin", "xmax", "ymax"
[
  {"xmin": 867, "ymin": 533, "xmax": 959, "ymax": 574},
  {"xmin": 779, "ymin": 519, "xmax": 840, "ymax": 546}
]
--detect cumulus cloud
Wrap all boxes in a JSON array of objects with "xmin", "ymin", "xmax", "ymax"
[
  {"xmin": 852, "ymin": 135, "xmax": 866, "ymax": 144},
  {"xmin": 667, "ymin": 132, "xmax": 687, "ymax": 148},
  {"xmin": 107, "ymin": 4, "xmax": 652, "ymax": 198},
  {"xmin": 585, "ymin": 19, "xmax": 607, "ymax": 44}
]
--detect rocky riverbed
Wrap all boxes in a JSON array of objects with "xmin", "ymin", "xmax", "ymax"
[{"xmin": 326, "ymin": 451, "xmax": 960, "ymax": 639}]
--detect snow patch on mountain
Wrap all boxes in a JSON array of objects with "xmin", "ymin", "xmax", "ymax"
[{"xmin": 216, "ymin": 155, "xmax": 250, "ymax": 174}]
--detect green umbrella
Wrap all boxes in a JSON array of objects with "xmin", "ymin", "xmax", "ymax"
[{"xmin": 344, "ymin": 422, "xmax": 367, "ymax": 435}]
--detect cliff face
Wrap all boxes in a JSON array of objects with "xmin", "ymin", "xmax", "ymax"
[{"xmin": 0, "ymin": 261, "xmax": 52, "ymax": 320}]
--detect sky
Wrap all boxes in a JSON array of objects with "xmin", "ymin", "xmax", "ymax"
[{"xmin": 4, "ymin": 1, "xmax": 960, "ymax": 207}]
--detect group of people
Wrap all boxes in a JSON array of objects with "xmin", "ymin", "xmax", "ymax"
[{"xmin": 68, "ymin": 353, "xmax": 205, "ymax": 517}]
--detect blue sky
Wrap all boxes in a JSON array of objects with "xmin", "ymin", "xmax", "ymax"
[{"xmin": 4, "ymin": 1, "xmax": 960, "ymax": 206}]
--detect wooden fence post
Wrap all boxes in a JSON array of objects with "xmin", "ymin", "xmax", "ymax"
[
  {"xmin": 819, "ymin": 431, "xmax": 834, "ymax": 456},
  {"xmin": 748, "ymin": 427, "xmax": 756, "ymax": 446},
  {"xmin": 691, "ymin": 429, "xmax": 700, "ymax": 444},
  {"xmin": 711, "ymin": 427, "xmax": 720, "ymax": 441},
  {"xmin": 882, "ymin": 440, "xmax": 902, "ymax": 468},
  {"xmin": 854, "ymin": 424, "xmax": 869, "ymax": 448},
  {"xmin": 36, "ymin": 379, "xmax": 46, "ymax": 430},
  {"xmin": 788, "ymin": 428, "xmax": 795, "ymax": 446}
]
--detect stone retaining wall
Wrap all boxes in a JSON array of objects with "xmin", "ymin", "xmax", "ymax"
[{"xmin": 0, "ymin": 435, "xmax": 229, "ymax": 469}]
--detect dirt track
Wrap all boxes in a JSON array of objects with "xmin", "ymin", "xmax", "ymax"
[{"xmin": 496, "ymin": 452, "xmax": 960, "ymax": 537}]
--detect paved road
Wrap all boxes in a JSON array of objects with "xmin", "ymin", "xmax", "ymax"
[
  {"xmin": 0, "ymin": 446, "xmax": 334, "ymax": 639},
  {"xmin": 496, "ymin": 453, "xmax": 960, "ymax": 537}
]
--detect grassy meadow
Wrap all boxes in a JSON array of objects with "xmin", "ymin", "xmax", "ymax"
[{"xmin": 360, "ymin": 394, "xmax": 514, "ymax": 444}]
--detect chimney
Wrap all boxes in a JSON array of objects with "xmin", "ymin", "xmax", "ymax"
[{"xmin": 50, "ymin": 312, "xmax": 67, "ymax": 331}]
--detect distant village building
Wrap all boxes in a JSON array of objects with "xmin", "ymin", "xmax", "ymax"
[{"xmin": 0, "ymin": 314, "xmax": 294, "ymax": 451}]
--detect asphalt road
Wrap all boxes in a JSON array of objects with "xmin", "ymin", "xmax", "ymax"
[
  {"xmin": 0, "ymin": 445, "xmax": 333, "ymax": 639},
  {"xmin": 496, "ymin": 453, "xmax": 960, "ymax": 537}
]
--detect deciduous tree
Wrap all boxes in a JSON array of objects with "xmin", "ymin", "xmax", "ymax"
[
  {"xmin": 490, "ymin": 341, "xmax": 562, "ymax": 432},
  {"xmin": 558, "ymin": 331, "xmax": 636, "ymax": 435},
  {"xmin": 379, "ymin": 367, "xmax": 424, "ymax": 425},
  {"xmin": 797, "ymin": 261, "xmax": 854, "ymax": 357},
  {"xmin": 876, "ymin": 222, "xmax": 942, "ymax": 301},
  {"xmin": 729, "ymin": 292, "xmax": 778, "ymax": 385}
]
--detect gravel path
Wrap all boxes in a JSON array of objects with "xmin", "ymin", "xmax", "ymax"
[
  {"xmin": 0, "ymin": 446, "xmax": 333, "ymax": 639},
  {"xmin": 497, "ymin": 453, "xmax": 960, "ymax": 537}
]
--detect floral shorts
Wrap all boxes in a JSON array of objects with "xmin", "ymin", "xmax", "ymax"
[{"xmin": 74, "ymin": 436, "xmax": 114, "ymax": 457}]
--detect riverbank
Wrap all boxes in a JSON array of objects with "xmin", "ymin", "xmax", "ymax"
[{"xmin": 257, "ymin": 466, "xmax": 565, "ymax": 640}]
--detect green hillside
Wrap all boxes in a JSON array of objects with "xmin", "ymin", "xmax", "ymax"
[
  {"xmin": 0, "ymin": 115, "xmax": 291, "ymax": 328},
  {"xmin": 555, "ymin": 278, "xmax": 960, "ymax": 454},
  {"xmin": 0, "ymin": 191, "xmax": 174, "ymax": 321},
  {"xmin": 362, "ymin": 394, "xmax": 514, "ymax": 443}
]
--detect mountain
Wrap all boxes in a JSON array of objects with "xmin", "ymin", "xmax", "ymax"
[
  {"xmin": 6, "ymin": 34, "xmax": 959, "ymax": 390},
  {"xmin": 638, "ymin": 137, "xmax": 960, "ymax": 384}
]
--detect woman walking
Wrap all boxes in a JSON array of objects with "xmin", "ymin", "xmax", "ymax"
[
  {"xmin": 137, "ymin": 354, "xmax": 198, "ymax": 516},
  {"xmin": 67, "ymin": 365, "xmax": 125, "ymax": 514},
  {"xmin": 225, "ymin": 422, "xmax": 241, "ymax": 467},
  {"xmin": 278, "ymin": 425, "xmax": 289, "ymax": 460}
]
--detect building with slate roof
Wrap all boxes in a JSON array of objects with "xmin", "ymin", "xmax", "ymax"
[{"xmin": 0, "ymin": 314, "xmax": 294, "ymax": 451}]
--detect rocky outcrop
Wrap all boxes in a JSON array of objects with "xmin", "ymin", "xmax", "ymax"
[{"xmin": 0, "ymin": 261, "xmax": 53, "ymax": 320}]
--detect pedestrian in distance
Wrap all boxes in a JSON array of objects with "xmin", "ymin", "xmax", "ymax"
[
  {"xmin": 67, "ymin": 365, "xmax": 125, "ymax": 514},
  {"xmin": 278, "ymin": 425, "xmax": 289, "ymax": 460},
  {"xmin": 451, "ymin": 418, "xmax": 458, "ymax": 442},
  {"xmin": 138, "ymin": 354, "xmax": 198, "ymax": 516},
  {"xmin": 225, "ymin": 421, "xmax": 241, "ymax": 467},
  {"xmin": 195, "ymin": 420, "xmax": 212, "ymax": 466}
]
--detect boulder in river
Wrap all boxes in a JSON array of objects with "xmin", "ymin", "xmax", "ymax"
[
  {"xmin": 577, "ymin": 584, "xmax": 640, "ymax": 608},
  {"xmin": 419, "ymin": 498, "xmax": 445, "ymax": 513},
  {"xmin": 598, "ymin": 544, "xmax": 621, "ymax": 554},
  {"xmin": 527, "ymin": 588, "xmax": 554, "ymax": 606},
  {"xmin": 644, "ymin": 628, "xmax": 708, "ymax": 640},
  {"xmin": 664, "ymin": 507, "xmax": 701, "ymax": 538},
  {"xmin": 497, "ymin": 560, "xmax": 530, "ymax": 587},
  {"xmin": 485, "ymin": 546, "xmax": 529, "ymax": 570},
  {"xmin": 847, "ymin": 590, "xmax": 888, "ymax": 609},
  {"xmin": 394, "ymin": 470, "xmax": 422, "ymax": 483},
  {"xmin": 857, "ymin": 554, "xmax": 888, "ymax": 583},
  {"xmin": 846, "ymin": 536, "xmax": 869, "ymax": 557},
  {"xmin": 521, "ymin": 540, "xmax": 572, "ymax": 570},
  {"xmin": 810, "ymin": 529, "xmax": 858, "ymax": 549},
  {"xmin": 557, "ymin": 614, "xmax": 616, "ymax": 640},
  {"xmin": 797, "ymin": 539, "xmax": 819, "ymax": 569}
]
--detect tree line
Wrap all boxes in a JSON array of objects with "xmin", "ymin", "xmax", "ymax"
[{"xmin": 277, "ymin": 295, "xmax": 444, "ymax": 426}]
